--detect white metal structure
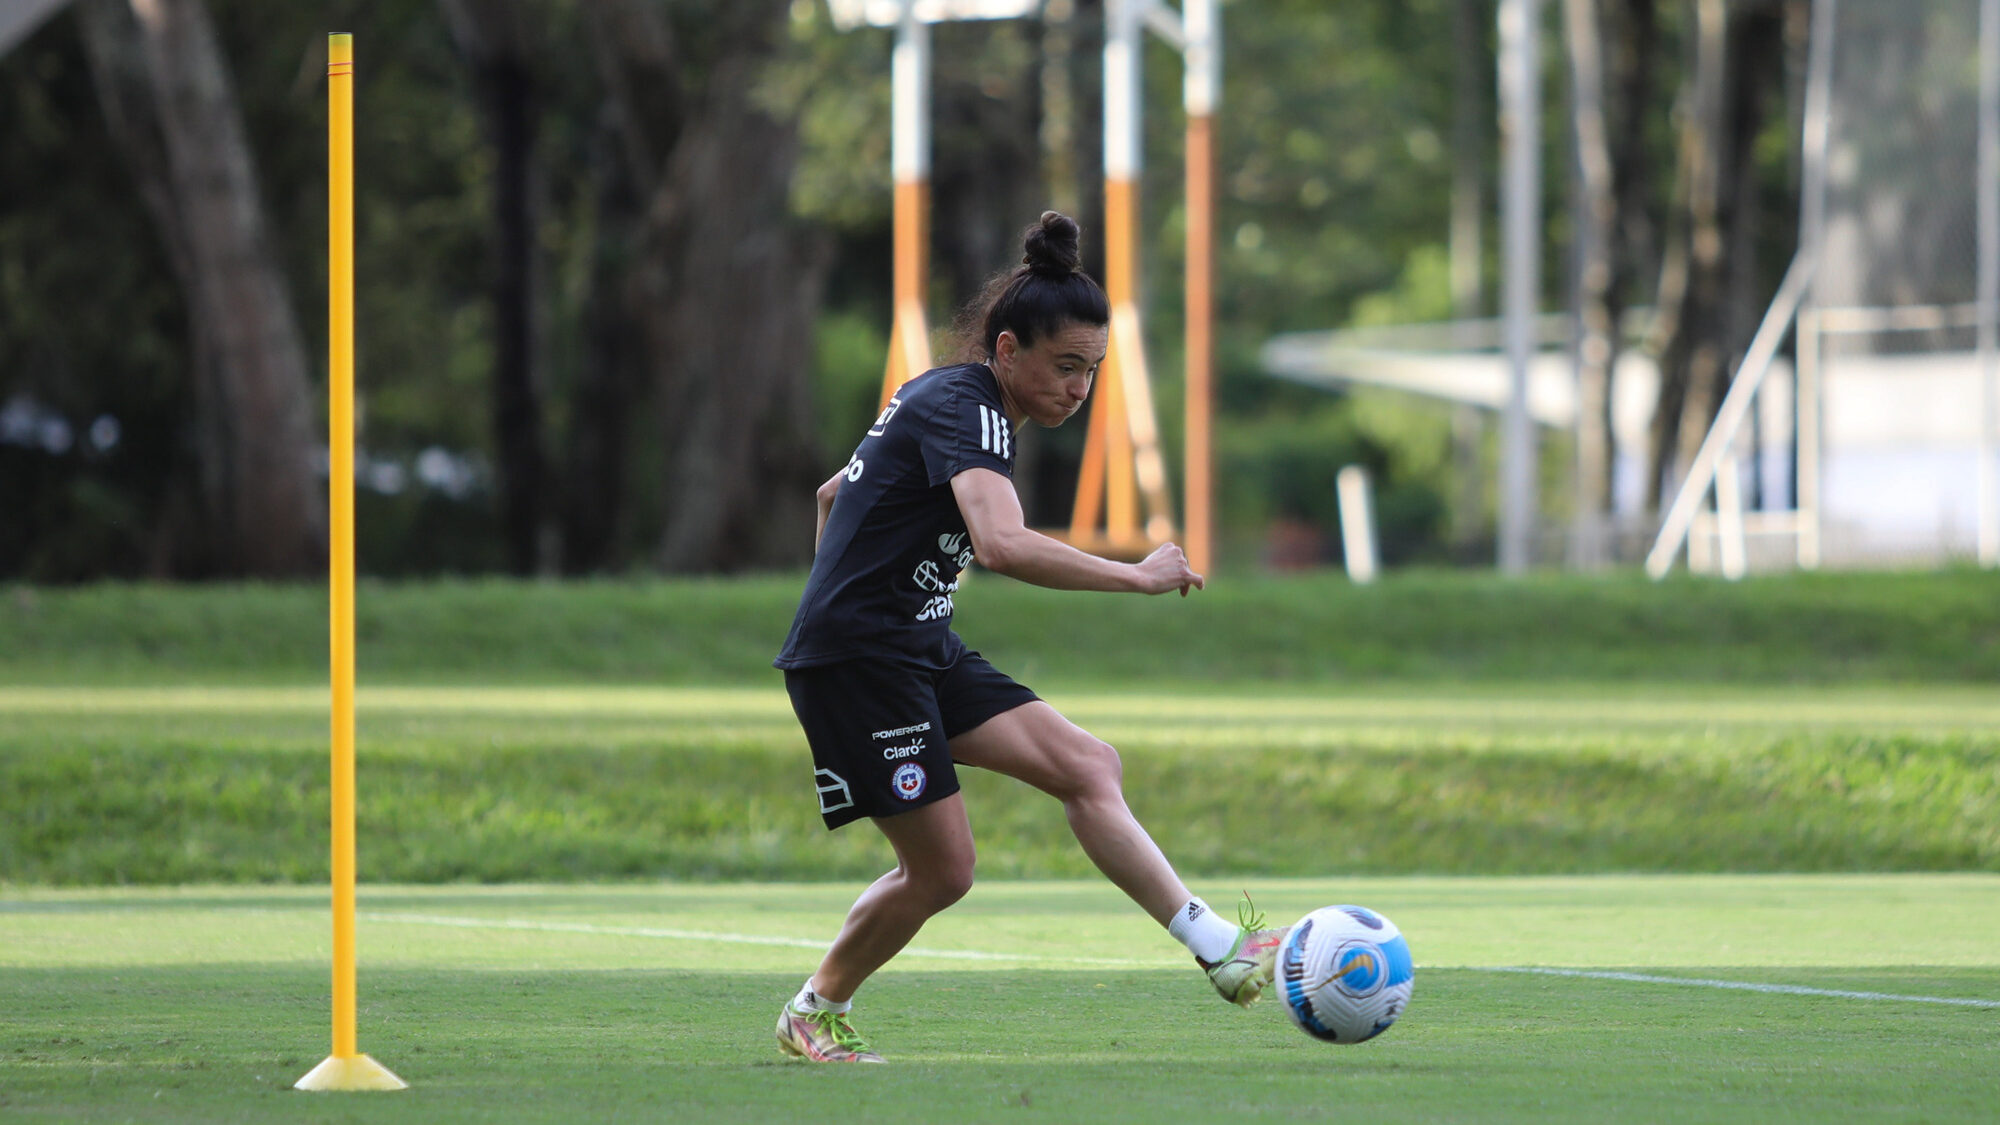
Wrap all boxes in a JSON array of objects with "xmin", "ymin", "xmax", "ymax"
[
  {"xmin": 1336, "ymin": 465, "xmax": 1379, "ymax": 584},
  {"xmin": 1650, "ymin": 0, "xmax": 2000, "ymax": 577}
]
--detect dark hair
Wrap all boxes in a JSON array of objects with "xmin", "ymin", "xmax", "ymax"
[{"xmin": 954, "ymin": 211, "xmax": 1110, "ymax": 361}]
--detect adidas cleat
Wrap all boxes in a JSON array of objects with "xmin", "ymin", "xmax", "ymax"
[
  {"xmin": 1197, "ymin": 896, "xmax": 1287, "ymax": 1007},
  {"xmin": 774, "ymin": 1003, "xmax": 885, "ymax": 1063}
]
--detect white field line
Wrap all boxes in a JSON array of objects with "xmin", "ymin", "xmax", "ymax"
[
  {"xmin": 359, "ymin": 911, "xmax": 1169, "ymax": 968},
  {"xmin": 1473, "ymin": 966, "xmax": 2000, "ymax": 1009},
  {"xmin": 362, "ymin": 911, "xmax": 2000, "ymax": 1008}
]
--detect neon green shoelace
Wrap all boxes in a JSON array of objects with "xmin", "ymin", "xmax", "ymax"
[
  {"xmin": 807, "ymin": 1008, "xmax": 872, "ymax": 1053},
  {"xmin": 1236, "ymin": 891, "xmax": 1267, "ymax": 933}
]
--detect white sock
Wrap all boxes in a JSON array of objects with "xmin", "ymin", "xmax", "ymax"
[
  {"xmin": 792, "ymin": 981, "xmax": 851, "ymax": 1015},
  {"xmin": 1167, "ymin": 898, "xmax": 1241, "ymax": 963}
]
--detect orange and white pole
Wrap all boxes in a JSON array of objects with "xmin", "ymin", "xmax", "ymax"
[
  {"xmin": 297, "ymin": 34, "xmax": 404, "ymax": 1094},
  {"xmin": 1076, "ymin": 0, "xmax": 1174, "ymax": 550},
  {"xmin": 881, "ymin": 3, "xmax": 933, "ymax": 405},
  {"xmin": 1182, "ymin": 0, "xmax": 1217, "ymax": 575}
]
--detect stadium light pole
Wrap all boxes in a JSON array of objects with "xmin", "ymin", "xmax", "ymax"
[
  {"xmin": 1496, "ymin": 0, "xmax": 1541, "ymax": 574},
  {"xmin": 296, "ymin": 33, "xmax": 405, "ymax": 1094},
  {"xmin": 1979, "ymin": 0, "xmax": 1999, "ymax": 566}
]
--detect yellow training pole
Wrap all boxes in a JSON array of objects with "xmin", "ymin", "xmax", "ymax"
[{"xmin": 296, "ymin": 34, "xmax": 404, "ymax": 1093}]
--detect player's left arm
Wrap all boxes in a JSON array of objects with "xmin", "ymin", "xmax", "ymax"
[{"xmin": 951, "ymin": 467, "xmax": 1202, "ymax": 596}]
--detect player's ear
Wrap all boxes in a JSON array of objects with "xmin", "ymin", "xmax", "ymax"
[{"xmin": 993, "ymin": 330, "xmax": 1018, "ymax": 368}]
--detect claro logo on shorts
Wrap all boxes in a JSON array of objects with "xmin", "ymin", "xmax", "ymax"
[
  {"xmin": 871, "ymin": 722, "xmax": 932, "ymax": 740},
  {"xmin": 880, "ymin": 739, "xmax": 924, "ymax": 761}
]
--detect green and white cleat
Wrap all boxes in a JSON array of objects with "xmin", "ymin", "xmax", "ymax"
[
  {"xmin": 774, "ymin": 1002, "xmax": 886, "ymax": 1063},
  {"xmin": 1197, "ymin": 896, "xmax": 1288, "ymax": 1008}
]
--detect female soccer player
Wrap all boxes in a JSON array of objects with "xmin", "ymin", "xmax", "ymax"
[{"xmin": 772, "ymin": 212, "xmax": 1281, "ymax": 1063}]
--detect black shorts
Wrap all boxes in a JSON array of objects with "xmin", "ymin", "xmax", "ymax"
[{"xmin": 783, "ymin": 649, "xmax": 1039, "ymax": 830}]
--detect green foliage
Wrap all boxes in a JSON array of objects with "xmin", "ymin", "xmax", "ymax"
[
  {"xmin": 764, "ymin": 3, "xmax": 892, "ymax": 230},
  {"xmin": 811, "ymin": 308, "xmax": 889, "ymax": 463},
  {"xmin": 1350, "ymin": 244, "xmax": 1459, "ymax": 328},
  {"xmin": 1217, "ymin": 400, "xmax": 1447, "ymax": 565}
]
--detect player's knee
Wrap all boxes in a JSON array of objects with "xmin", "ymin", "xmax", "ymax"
[
  {"xmin": 1049, "ymin": 736, "xmax": 1123, "ymax": 803},
  {"xmin": 923, "ymin": 857, "xmax": 976, "ymax": 910},
  {"xmin": 1075, "ymin": 737, "xmax": 1124, "ymax": 794},
  {"xmin": 909, "ymin": 849, "xmax": 975, "ymax": 910}
]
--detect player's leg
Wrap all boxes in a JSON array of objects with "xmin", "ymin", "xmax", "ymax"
[
  {"xmin": 944, "ymin": 687, "xmax": 1284, "ymax": 1007},
  {"xmin": 777, "ymin": 794, "xmax": 974, "ymax": 1062},
  {"xmin": 810, "ymin": 792, "xmax": 976, "ymax": 1001},
  {"xmin": 948, "ymin": 700, "xmax": 1185, "ymax": 923},
  {"xmin": 778, "ymin": 660, "xmax": 973, "ymax": 1061}
]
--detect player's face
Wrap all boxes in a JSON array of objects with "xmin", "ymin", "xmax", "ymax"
[{"xmin": 992, "ymin": 320, "xmax": 1108, "ymax": 428}]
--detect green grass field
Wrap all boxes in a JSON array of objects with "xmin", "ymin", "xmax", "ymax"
[
  {"xmin": 4, "ymin": 574, "xmax": 1998, "ymax": 1121},
  {"xmin": 5, "ymin": 877, "xmax": 1998, "ymax": 1123}
]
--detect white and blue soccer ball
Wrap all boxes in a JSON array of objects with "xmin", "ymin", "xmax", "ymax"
[{"xmin": 1276, "ymin": 905, "xmax": 1414, "ymax": 1044}]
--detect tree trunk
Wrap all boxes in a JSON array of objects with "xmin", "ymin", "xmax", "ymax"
[
  {"xmin": 588, "ymin": 0, "xmax": 825, "ymax": 573},
  {"xmin": 1565, "ymin": 0, "xmax": 1618, "ymax": 565},
  {"xmin": 1647, "ymin": 0, "xmax": 1730, "ymax": 512},
  {"xmin": 555, "ymin": 1, "xmax": 684, "ymax": 574},
  {"xmin": 76, "ymin": 0, "xmax": 322, "ymax": 577},
  {"xmin": 647, "ymin": 59, "xmax": 826, "ymax": 572},
  {"xmin": 1450, "ymin": 0, "xmax": 1489, "ymax": 556},
  {"xmin": 1724, "ymin": 1, "xmax": 1786, "ymax": 511},
  {"xmin": 1648, "ymin": 0, "xmax": 1786, "ymax": 513},
  {"xmin": 1608, "ymin": 0, "xmax": 1660, "ymax": 303},
  {"xmin": 441, "ymin": 0, "xmax": 550, "ymax": 576}
]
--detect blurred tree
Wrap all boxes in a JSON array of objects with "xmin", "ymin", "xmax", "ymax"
[
  {"xmin": 0, "ymin": 0, "xmax": 1824, "ymax": 577},
  {"xmin": 586, "ymin": 0, "xmax": 824, "ymax": 573},
  {"xmin": 1646, "ymin": 0, "xmax": 1788, "ymax": 512},
  {"xmin": 0, "ymin": 12, "xmax": 183, "ymax": 580},
  {"xmin": 1565, "ymin": 0, "xmax": 1658, "ymax": 563},
  {"xmin": 75, "ymin": 0, "xmax": 322, "ymax": 576},
  {"xmin": 441, "ymin": 0, "xmax": 552, "ymax": 576}
]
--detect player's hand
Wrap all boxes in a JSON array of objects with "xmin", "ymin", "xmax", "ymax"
[{"xmin": 1132, "ymin": 542, "xmax": 1205, "ymax": 597}]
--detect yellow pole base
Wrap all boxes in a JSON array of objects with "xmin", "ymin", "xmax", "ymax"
[{"xmin": 294, "ymin": 1053, "xmax": 408, "ymax": 1091}]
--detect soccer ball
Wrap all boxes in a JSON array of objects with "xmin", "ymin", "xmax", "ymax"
[{"xmin": 1276, "ymin": 904, "xmax": 1414, "ymax": 1044}]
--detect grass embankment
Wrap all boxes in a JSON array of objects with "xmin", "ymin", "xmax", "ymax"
[
  {"xmin": 5, "ymin": 685, "xmax": 1996, "ymax": 884},
  {"xmin": 2, "ymin": 566, "xmax": 1998, "ymax": 685},
  {"xmin": 2, "ymin": 571, "xmax": 1996, "ymax": 884}
]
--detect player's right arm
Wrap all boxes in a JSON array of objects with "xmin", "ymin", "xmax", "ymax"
[
  {"xmin": 814, "ymin": 468, "xmax": 845, "ymax": 551},
  {"xmin": 951, "ymin": 467, "xmax": 1202, "ymax": 596}
]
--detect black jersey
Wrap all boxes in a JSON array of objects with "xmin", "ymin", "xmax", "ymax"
[{"xmin": 775, "ymin": 362, "xmax": 1017, "ymax": 671}]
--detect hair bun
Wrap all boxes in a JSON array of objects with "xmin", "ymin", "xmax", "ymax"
[{"xmin": 1021, "ymin": 211, "xmax": 1083, "ymax": 276}]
